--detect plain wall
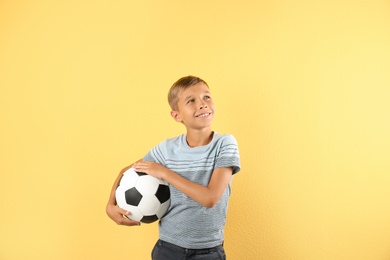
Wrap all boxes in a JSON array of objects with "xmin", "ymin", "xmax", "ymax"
[{"xmin": 1, "ymin": 0, "xmax": 390, "ymax": 259}]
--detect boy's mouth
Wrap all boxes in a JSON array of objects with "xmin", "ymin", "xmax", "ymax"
[{"xmin": 196, "ymin": 113, "xmax": 211, "ymax": 118}]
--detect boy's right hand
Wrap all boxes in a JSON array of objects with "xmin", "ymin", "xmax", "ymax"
[{"xmin": 106, "ymin": 203, "xmax": 141, "ymax": 226}]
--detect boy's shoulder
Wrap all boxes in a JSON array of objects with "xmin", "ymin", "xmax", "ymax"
[
  {"xmin": 161, "ymin": 132, "xmax": 237, "ymax": 146},
  {"xmin": 152, "ymin": 134, "xmax": 184, "ymax": 152},
  {"xmin": 213, "ymin": 132, "xmax": 238, "ymax": 145},
  {"xmin": 162, "ymin": 134, "xmax": 184, "ymax": 145},
  {"xmin": 150, "ymin": 133, "xmax": 238, "ymax": 156}
]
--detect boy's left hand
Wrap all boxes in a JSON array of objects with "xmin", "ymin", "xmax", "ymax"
[{"xmin": 132, "ymin": 161, "xmax": 168, "ymax": 180}]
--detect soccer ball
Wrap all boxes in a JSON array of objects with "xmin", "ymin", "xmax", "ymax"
[{"xmin": 115, "ymin": 168, "xmax": 170, "ymax": 224}]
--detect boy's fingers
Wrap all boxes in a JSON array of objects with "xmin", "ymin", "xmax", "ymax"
[
  {"xmin": 117, "ymin": 214, "xmax": 141, "ymax": 226},
  {"xmin": 116, "ymin": 206, "xmax": 129, "ymax": 215},
  {"xmin": 120, "ymin": 216, "xmax": 141, "ymax": 226},
  {"xmin": 116, "ymin": 206, "xmax": 141, "ymax": 226}
]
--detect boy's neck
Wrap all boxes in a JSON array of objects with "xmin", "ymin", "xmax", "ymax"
[{"xmin": 185, "ymin": 129, "xmax": 214, "ymax": 148}]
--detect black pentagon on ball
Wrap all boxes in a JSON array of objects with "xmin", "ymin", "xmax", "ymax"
[
  {"xmin": 135, "ymin": 171, "xmax": 147, "ymax": 176},
  {"xmin": 141, "ymin": 215, "xmax": 159, "ymax": 224},
  {"xmin": 125, "ymin": 187, "xmax": 142, "ymax": 206},
  {"xmin": 155, "ymin": 185, "xmax": 170, "ymax": 203}
]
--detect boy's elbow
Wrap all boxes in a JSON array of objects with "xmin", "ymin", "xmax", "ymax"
[
  {"xmin": 203, "ymin": 197, "xmax": 219, "ymax": 208},
  {"xmin": 204, "ymin": 203, "xmax": 216, "ymax": 208}
]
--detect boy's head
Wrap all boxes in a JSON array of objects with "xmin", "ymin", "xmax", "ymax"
[{"xmin": 168, "ymin": 76, "xmax": 209, "ymax": 111}]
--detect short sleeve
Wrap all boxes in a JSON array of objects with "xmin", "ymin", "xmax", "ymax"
[
  {"xmin": 214, "ymin": 135, "xmax": 241, "ymax": 174},
  {"xmin": 142, "ymin": 141, "xmax": 166, "ymax": 164}
]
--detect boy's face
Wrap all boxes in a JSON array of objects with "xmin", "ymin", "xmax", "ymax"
[{"xmin": 170, "ymin": 82, "xmax": 215, "ymax": 131}]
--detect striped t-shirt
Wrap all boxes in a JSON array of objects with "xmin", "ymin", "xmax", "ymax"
[{"xmin": 143, "ymin": 132, "xmax": 241, "ymax": 249}]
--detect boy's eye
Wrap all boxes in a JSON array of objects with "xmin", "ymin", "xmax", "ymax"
[
  {"xmin": 187, "ymin": 99, "xmax": 195, "ymax": 104},
  {"xmin": 204, "ymin": 95, "xmax": 211, "ymax": 100}
]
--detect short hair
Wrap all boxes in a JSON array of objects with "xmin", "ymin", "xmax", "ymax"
[{"xmin": 168, "ymin": 76, "xmax": 209, "ymax": 110}]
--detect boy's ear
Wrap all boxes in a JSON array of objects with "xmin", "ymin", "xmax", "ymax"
[{"xmin": 170, "ymin": 110, "xmax": 182, "ymax": 122}]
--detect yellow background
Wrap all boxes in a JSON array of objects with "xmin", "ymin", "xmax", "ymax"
[{"xmin": 1, "ymin": 0, "xmax": 390, "ymax": 259}]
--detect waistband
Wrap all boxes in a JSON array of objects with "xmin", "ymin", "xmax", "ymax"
[{"xmin": 157, "ymin": 239, "xmax": 224, "ymax": 255}]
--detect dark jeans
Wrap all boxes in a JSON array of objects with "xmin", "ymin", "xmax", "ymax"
[{"xmin": 152, "ymin": 239, "xmax": 226, "ymax": 260}]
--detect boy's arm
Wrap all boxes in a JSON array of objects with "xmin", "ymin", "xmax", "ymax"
[
  {"xmin": 106, "ymin": 161, "xmax": 142, "ymax": 226},
  {"xmin": 133, "ymin": 161, "xmax": 233, "ymax": 208}
]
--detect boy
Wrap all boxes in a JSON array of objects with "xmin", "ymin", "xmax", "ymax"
[{"xmin": 106, "ymin": 76, "xmax": 240, "ymax": 259}]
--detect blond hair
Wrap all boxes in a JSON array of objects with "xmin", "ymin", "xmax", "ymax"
[{"xmin": 168, "ymin": 76, "xmax": 208, "ymax": 110}]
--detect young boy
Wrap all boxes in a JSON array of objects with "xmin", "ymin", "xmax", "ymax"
[{"xmin": 106, "ymin": 76, "xmax": 240, "ymax": 259}]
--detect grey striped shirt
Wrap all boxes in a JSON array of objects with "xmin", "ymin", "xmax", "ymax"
[{"xmin": 143, "ymin": 132, "xmax": 240, "ymax": 249}]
